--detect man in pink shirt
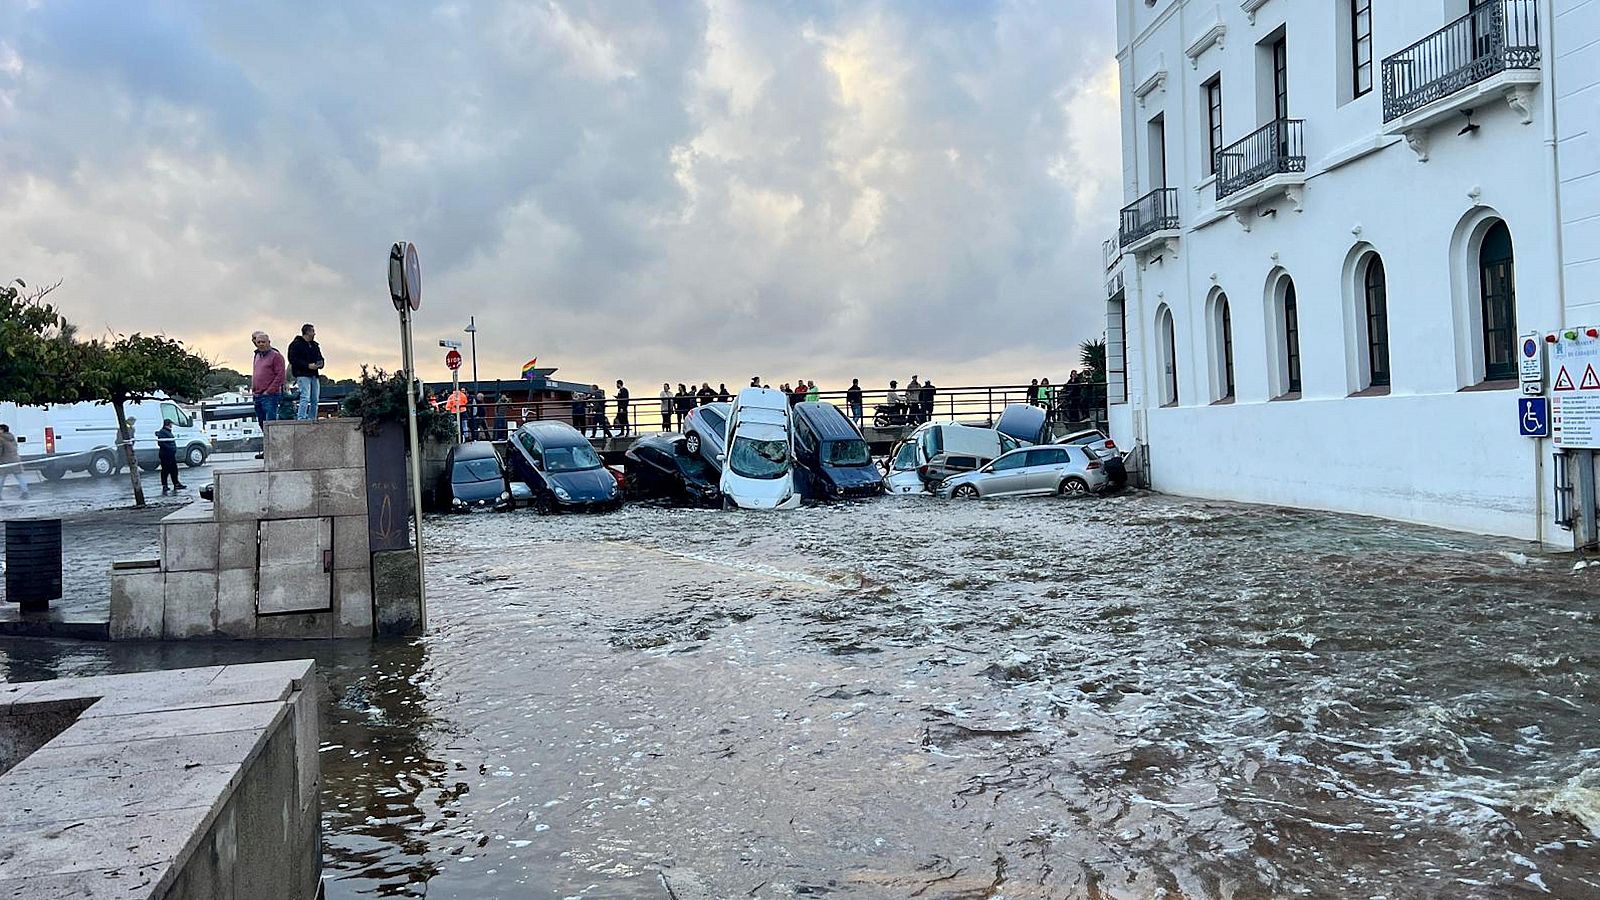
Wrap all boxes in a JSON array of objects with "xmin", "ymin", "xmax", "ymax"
[{"xmin": 251, "ymin": 331, "xmax": 288, "ymax": 428}]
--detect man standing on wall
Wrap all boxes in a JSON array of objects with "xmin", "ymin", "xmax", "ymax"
[
  {"xmin": 846, "ymin": 378, "xmax": 864, "ymax": 427},
  {"xmin": 614, "ymin": 380, "xmax": 631, "ymax": 437},
  {"xmin": 251, "ymin": 331, "xmax": 288, "ymax": 434},
  {"xmin": 287, "ymin": 324, "xmax": 324, "ymax": 421}
]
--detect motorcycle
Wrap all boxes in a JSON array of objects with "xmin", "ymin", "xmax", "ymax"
[{"xmin": 872, "ymin": 403, "xmax": 916, "ymax": 428}]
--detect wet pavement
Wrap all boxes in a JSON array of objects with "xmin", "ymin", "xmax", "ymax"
[{"xmin": 1, "ymin": 492, "xmax": 1598, "ymax": 898}]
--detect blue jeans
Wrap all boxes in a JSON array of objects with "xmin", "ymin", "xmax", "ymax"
[
  {"xmin": 254, "ymin": 393, "xmax": 282, "ymax": 428},
  {"xmin": 296, "ymin": 376, "xmax": 320, "ymax": 420},
  {"xmin": 849, "ymin": 401, "xmax": 863, "ymax": 426}
]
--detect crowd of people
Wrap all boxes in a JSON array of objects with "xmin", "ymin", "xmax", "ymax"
[{"xmin": 1025, "ymin": 371, "xmax": 1100, "ymax": 424}]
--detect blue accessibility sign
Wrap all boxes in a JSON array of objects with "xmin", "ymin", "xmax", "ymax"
[{"xmin": 1520, "ymin": 396, "xmax": 1550, "ymax": 438}]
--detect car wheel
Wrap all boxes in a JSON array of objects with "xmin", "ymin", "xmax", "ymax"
[
  {"xmin": 685, "ymin": 432, "xmax": 701, "ymax": 455},
  {"xmin": 185, "ymin": 445, "xmax": 207, "ymax": 467},
  {"xmin": 953, "ymin": 484, "xmax": 980, "ymax": 500},
  {"xmin": 89, "ymin": 452, "xmax": 116, "ymax": 478},
  {"xmin": 873, "ymin": 413, "xmax": 891, "ymax": 428},
  {"xmin": 535, "ymin": 494, "xmax": 557, "ymax": 515},
  {"xmin": 40, "ymin": 466, "xmax": 65, "ymax": 482},
  {"xmin": 1059, "ymin": 477, "xmax": 1089, "ymax": 497}
]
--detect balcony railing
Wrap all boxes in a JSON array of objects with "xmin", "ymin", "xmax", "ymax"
[
  {"xmin": 1119, "ymin": 187, "xmax": 1180, "ymax": 247},
  {"xmin": 1382, "ymin": 0, "xmax": 1539, "ymax": 123},
  {"xmin": 1215, "ymin": 119, "xmax": 1305, "ymax": 200}
]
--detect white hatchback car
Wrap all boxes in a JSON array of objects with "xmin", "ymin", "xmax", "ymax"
[
  {"xmin": 937, "ymin": 444, "xmax": 1108, "ymax": 499},
  {"xmin": 719, "ymin": 387, "xmax": 801, "ymax": 510}
]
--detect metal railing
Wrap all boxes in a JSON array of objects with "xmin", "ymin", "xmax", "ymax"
[
  {"xmin": 1382, "ymin": 0, "xmax": 1539, "ymax": 123},
  {"xmin": 1119, "ymin": 187, "xmax": 1180, "ymax": 247},
  {"xmin": 1215, "ymin": 119, "xmax": 1306, "ymax": 200},
  {"xmin": 443, "ymin": 382, "xmax": 1112, "ymax": 444}
]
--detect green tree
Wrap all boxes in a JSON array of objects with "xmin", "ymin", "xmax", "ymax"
[
  {"xmin": 201, "ymin": 365, "xmax": 251, "ymax": 398},
  {"xmin": 1079, "ymin": 338, "xmax": 1107, "ymax": 383},
  {"xmin": 76, "ymin": 334, "xmax": 212, "ymax": 508},
  {"xmin": 0, "ymin": 279, "xmax": 77, "ymax": 404}
]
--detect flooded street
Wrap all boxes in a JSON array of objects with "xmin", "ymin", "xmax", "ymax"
[{"xmin": 3, "ymin": 493, "xmax": 1599, "ymax": 898}]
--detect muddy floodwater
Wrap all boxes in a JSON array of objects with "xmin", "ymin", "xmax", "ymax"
[{"xmin": 3, "ymin": 493, "xmax": 1599, "ymax": 898}]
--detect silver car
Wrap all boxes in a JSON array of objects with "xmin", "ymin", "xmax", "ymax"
[
  {"xmin": 937, "ymin": 444, "xmax": 1108, "ymax": 499},
  {"xmin": 683, "ymin": 402, "xmax": 731, "ymax": 465}
]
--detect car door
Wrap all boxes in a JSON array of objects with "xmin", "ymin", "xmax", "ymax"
[
  {"xmin": 979, "ymin": 450, "xmax": 1031, "ymax": 496},
  {"xmin": 1023, "ymin": 447, "xmax": 1071, "ymax": 492}
]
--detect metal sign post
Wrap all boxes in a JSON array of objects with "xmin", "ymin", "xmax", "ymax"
[{"xmin": 388, "ymin": 241, "xmax": 427, "ymax": 629}]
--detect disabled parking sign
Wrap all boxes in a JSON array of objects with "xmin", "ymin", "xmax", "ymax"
[{"xmin": 1520, "ymin": 397, "xmax": 1549, "ymax": 438}]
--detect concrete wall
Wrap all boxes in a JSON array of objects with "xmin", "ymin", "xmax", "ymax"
[
  {"xmin": 1109, "ymin": 0, "xmax": 1583, "ymax": 543},
  {"xmin": 0, "ymin": 661, "xmax": 321, "ymax": 899}
]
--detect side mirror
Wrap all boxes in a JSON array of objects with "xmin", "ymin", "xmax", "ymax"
[{"xmin": 716, "ymin": 452, "xmax": 726, "ymax": 462}]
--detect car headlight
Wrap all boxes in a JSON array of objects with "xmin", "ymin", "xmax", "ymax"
[
  {"xmin": 451, "ymin": 497, "xmax": 466, "ymax": 508},
  {"xmin": 499, "ymin": 490, "xmax": 511, "ymax": 502},
  {"xmin": 553, "ymin": 486, "xmax": 571, "ymax": 500}
]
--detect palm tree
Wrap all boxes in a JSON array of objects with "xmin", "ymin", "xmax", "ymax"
[{"xmin": 1079, "ymin": 339, "xmax": 1106, "ymax": 383}]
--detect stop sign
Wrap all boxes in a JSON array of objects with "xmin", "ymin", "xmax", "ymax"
[{"xmin": 445, "ymin": 349, "xmax": 463, "ymax": 371}]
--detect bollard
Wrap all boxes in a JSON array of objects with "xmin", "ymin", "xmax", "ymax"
[{"xmin": 5, "ymin": 518, "xmax": 63, "ymax": 612}]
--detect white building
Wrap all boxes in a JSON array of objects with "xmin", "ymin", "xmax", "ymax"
[{"xmin": 1106, "ymin": 0, "xmax": 1599, "ymax": 545}]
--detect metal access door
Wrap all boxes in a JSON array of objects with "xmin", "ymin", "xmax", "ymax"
[{"xmin": 257, "ymin": 518, "xmax": 333, "ymax": 614}]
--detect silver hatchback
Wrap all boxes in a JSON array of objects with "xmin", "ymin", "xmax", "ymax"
[{"xmin": 937, "ymin": 444, "xmax": 1108, "ymax": 499}]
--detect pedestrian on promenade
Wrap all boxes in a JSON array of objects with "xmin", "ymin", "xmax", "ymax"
[
  {"xmin": 698, "ymin": 382, "xmax": 716, "ymax": 406},
  {"xmin": 846, "ymin": 379, "xmax": 864, "ymax": 426},
  {"xmin": 922, "ymin": 378, "xmax": 936, "ymax": 422},
  {"xmin": 750, "ymin": 376, "xmax": 760, "ymax": 389},
  {"xmin": 155, "ymin": 418, "xmax": 186, "ymax": 494},
  {"xmin": 675, "ymin": 384, "xmax": 693, "ymax": 429},
  {"xmin": 789, "ymin": 379, "xmax": 805, "ymax": 407},
  {"xmin": 287, "ymin": 324, "xmax": 324, "ymax": 421},
  {"xmin": 1027, "ymin": 378, "xmax": 1041, "ymax": 406},
  {"xmin": 717, "ymin": 383, "xmax": 731, "ymax": 403},
  {"xmin": 571, "ymin": 389, "xmax": 589, "ymax": 434},
  {"xmin": 589, "ymin": 385, "xmax": 613, "ymax": 439},
  {"xmin": 251, "ymin": 331, "xmax": 287, "ymax": 458},
  {"xmin": 469, "ymin": 393, "xmax": 489, "ymax": 440},
  {"xmin": 905, "ymin": 376, "xmax": 922, "ymax": 423},
  {"xmin": 494, "ymin": 394, "xmax": 509, "ymax": 440},
  {"xmin": 660, "ymin": 383, "xmax": 673, "ymax": 431},
  {"xmin": 886, "ymin": 380, "xmax": 902, "ymax": 423},
  {"xmin": 805, "ymin": 380, "xmax": 819, "ymax": 402},
  {"xmin": 614, "ymin": 380, "xmax": 631, "ymax": 436},
  {"xmin": 1040, "ymin": 378, "xmax": 1056, "ymax": 424},
  {"xmin": 0, "ymin": 424, "xmax": 28, "ymax": 499},
  {"xmin": 1065, "ymin": 372, "xmax": 1084, "ymax": 423}
]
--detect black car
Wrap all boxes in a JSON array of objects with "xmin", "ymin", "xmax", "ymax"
[
  {"xmin": 506, "ymin": 421, "xmax": 621, "ymax": 513},
  {"xmin": 442, "ymin": 441, "xmax": 518, "ymax": 511},
  {"xmin": 623, "ymin": 433, "xmax": 721, "ymax": 506},
  {"xmin": 792, "ymin": 402, "xmax": 884, "ymax": 500}
]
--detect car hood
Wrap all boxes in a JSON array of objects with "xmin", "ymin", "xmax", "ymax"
[
  {"xmin": 548, "ymin": 468, "xmax": 617, "ymax": 500},
  {"xmin": 721, "ymin": 470, "xmax": 794, "ymax": 508},
  {"xmin": 821, "ymin": 464, "xmax": 882, "ymax": 488},
  {"xmin": 885, "ymin": 469, "xmax": 926, "ymax": 493},
  {"xmin": 453, "ymin": 479, "xmax": 504, "ymax": 502}
]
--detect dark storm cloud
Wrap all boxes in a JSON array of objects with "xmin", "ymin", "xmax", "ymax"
[{"xmin": 0, "ymin": 1, "xmax": 1118, "ymax": 386}]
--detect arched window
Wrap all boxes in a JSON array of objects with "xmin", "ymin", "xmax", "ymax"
[
  {"xmin": 1157, "ymin": 307, "xmax": 1179, "ymax": 407},
  {"xmin": 1209, "ymin": 291, "xmax": 1235, "ymax": 401},
  {"xmin": 1364, "ymin": 255, "xmax": 1390, "ymax": 387},
  {"xmin": 1283, "ymin": 279, "xmax": 1302, "ymax": 395},
  {"xmin": 1479, "ymin": 221, "xmax": 1516, "ymax": 381}
]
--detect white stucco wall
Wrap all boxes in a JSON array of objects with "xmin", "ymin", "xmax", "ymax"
[{"xmin": 1109, "ymin": 0, "xmax": 1590, "ymax": 542}]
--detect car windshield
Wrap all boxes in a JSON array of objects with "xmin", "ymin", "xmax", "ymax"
[
  {"xmin": 678, "ymin": 452, "xmax": 716, "ymax": 481},
  {"xmin": 728, "ymin": 435, "xmax": 789, "ymax": 479},
  {"xmin": 825, "ymin": 439, "xmax": 870, "ymax": 466},
  {"xmin": 891, "ymin": 443, "xmax": 919, "ymax": 471},
  {"xmin": 542, "ymin": 444, "xmax": 603, "ymax": 473},
  {"xmin": 453, "ymin": 458, "xmax": 503, "ymax": 483}
]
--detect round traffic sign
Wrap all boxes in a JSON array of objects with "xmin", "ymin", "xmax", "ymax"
[
  {"xmin": 387, "ymin": 241, "xmax": 422, "ymax": 311},
  {"xmin": 445, "ymin": 349, "xmax": 463, "ymax": 371}
]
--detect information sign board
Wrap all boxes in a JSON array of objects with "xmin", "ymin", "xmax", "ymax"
[{"xmin": 1549, "ymin": 332, "xmax": 1600, "ymax": 448}]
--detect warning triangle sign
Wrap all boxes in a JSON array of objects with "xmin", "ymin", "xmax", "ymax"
[
  {"xmin": 1582, "ymin": 365, "xmax": 1600, "ymax": 391},
  {"xmin": 1555, "ymin": 367, "xmax": 1576, "ymax": 391}
]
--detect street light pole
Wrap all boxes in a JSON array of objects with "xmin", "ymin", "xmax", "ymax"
[{"xmin": 465, "ymin": 316, "xmax": 478, "ymax": 395}]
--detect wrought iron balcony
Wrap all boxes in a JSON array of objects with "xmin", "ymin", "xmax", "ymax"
[
  {"xmin": 1119, "ymin": 187, "xmax": 1180, "ymax": 248},
  {"xmin": 1215, "ymin": 119, "xmax": 1305, "ymax": 201},
  {"xmin": 1382, "ymin": 0, "xmax": 1539, "ymax": 123}
]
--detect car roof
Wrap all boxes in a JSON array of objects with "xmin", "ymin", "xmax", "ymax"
[
  {"xmin": 794, "ymin": 402, "xmax": 862, "ymax": 441},
  {"xmin": 734, "ymin": 387, "xmax": 789, "ymax": 412},
  {"xmin": 1060, "ymin": 429, "xmax": 1108, "ymax": 441},
  {"xmin": 691, "ymin": 402, "xmax": 731, "ymax": 417},
  {"xmin": 732, "ymin": 422, "xmax": 786, "ymax": 442},
  {"xmin": 518, "ymin": 420, "xmax": 590, "ymax": 448},
  {"xmin": 453, "ymin": 441, "xmax": 500, "ymax": 461}
]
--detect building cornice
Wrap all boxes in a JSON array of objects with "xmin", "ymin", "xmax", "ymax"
[
  {"xmin": 1133, "ymin": 54, "xmax": 1169, "ymax": 107},
  {"xmin": 1185, "ymin": 8, "xmax": 1227, "ymax": 68},
  {"xmin": 1239, "ymin": 0, "xmax": 1271, "ymax": 25}
]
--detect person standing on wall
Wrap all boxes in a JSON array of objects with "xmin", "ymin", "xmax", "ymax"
[
  {"xmin": 0, "ymin": 424, "xmax": 28, "ymax": 500},
  {"xmin": 287, "ymin": 324, "xmax": 324, "ymax": 421},
  {"xmin": 155, "ymin": 418, "xmax": 186, "ymax": 494},
  {"xmin": 614, "ymin": 380, "xmax": 631, "ymax": 437},
  {"xmin": 846, "ymin": 379, "xmax": 864, "ymax": 427},
  {"xmin": 660, "ymin": 383, "xmax": 673, "ymax": 431},
  {"xmin": 251, "ymin": 331, "xmax": 287, "ymax": 457}
]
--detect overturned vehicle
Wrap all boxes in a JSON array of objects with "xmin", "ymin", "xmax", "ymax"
[{"xmin": 623, "ymin": 432, "xmax": 722, "ymax": 507}]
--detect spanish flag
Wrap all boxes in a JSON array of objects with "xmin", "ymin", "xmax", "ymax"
[{"xmin": 521, "ymin": 358, "xmax": 539, "ymax": 379}]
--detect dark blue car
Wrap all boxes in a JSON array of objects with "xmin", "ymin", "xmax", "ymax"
[
  {"xmin": 442, "ymin": 441, "xmax": 518, "ymax": 511},
  {"xmin": 507, "ymin": 421, "xmax": 621, "ymax": 513},
  {"xmin": 793, "ymin": 402, "xmax": 883, "ymax": 500}
]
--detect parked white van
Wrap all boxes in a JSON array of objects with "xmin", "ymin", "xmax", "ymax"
[
  {"xmin": 0, "ymin": 398, "xmax": 210, "ymax": 480},
  {"xmin": 719, "ymin": 388, "xmax": 801, "ymax": 510},
  {"xmin": 884, "ymin": 421, "xmax": 1023, "ymax": 494}
]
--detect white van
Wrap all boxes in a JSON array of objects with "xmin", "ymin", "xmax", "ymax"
[
  {"xmin": 719, "ymin": 388, "xmax": 801, "ymax": 510},
  {"xmin": 0, "ymin": 399, "xmax": 210, "ymax": 480},
  {"xmin": 884, "ymin": 421, "xmax": 1022, "ymax": 494}
]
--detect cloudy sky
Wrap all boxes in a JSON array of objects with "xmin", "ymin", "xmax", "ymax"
[{"xmin": 1, "ymin": 0, "xmax": 1119, "ymax": 392}]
